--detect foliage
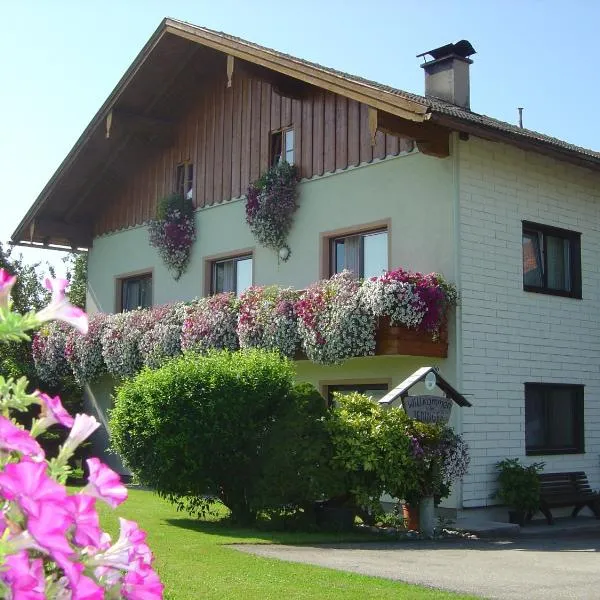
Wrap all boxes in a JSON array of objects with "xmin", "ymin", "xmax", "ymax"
[
  {"xmin": 63, "ymin": 251, "xmax": 88, "ymax": 309},
  {"xmin": 245, "ymin": 161, "xmax": 299, "ymax": 255},
  {"xmin": 360, "ymin": 268, "xmax": 457, "ymax": 338},
  {"xmin": 0, "ymin": 268, "xmax": 163, "ymax": 598},
  {"xmin": 296, "ymin": 271, "xmax": 376, "ymax": 364},
  {"xmin": 148, "ymin": 194, "xmax": 196, "ymax": 280},
  {"xmin": 110, "ymin": 349, "xmax": 298, "ymax": 524},
  {"xmin": 237, "ymin": 285, "xmax": 300, "ymax": 357},
  {"xmin": 495, "ymin": 458, "xmax": 545, "ymax": 512},
  {"xmin": 180, "ymin": 294, "xmax": 239, "ymax": 353}
]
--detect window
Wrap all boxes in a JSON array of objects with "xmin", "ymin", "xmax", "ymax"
[
  {"xmin": 176, "ymin": 162, "xmax": 194, "ymax": 200},
  {"xmin": 270, "ymin": 128, "xmax": 294, "ymax": 166},
  {"xmin": 326, "ymin": 383, "xmax": 389, "ymax": 407},
  {"xmin": 211, "ymin": 255, "xmax": 252, "ymax": 296},
  {"xmin": 119, "ymin": 273, "xmax": 152, "ymax": 312},
  {"xmin": 525, "ymin": 383, "xmax": 584, "ymax": 455},
  {"xmin": 522, "ymin": 222, "xmax": 581, "ymax": 298},
  {"xmin": 330, "ymin": 229, "xmax": 388, "ymax": 279}
]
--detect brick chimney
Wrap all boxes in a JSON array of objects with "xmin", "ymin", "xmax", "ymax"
[{"xmin": 418, "ymin": 40, "xmax": 476, "ymax": 109}]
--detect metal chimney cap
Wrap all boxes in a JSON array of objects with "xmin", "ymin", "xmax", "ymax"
[{"xmin": 417, "ymin": 40, "xmax": 476, "ymax": 62}]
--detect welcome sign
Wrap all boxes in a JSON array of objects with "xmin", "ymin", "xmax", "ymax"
[{"xmin": 402, "ymin": 395, "xmax": 452, "ymax": 424}]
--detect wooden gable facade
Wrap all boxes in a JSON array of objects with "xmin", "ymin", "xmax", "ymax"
[{"xmin": 97, "ymin": 72, "xmax": 414, "ymax": 236}]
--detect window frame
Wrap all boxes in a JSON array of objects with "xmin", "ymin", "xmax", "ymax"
[
  {"xmin": 115, "ymin": 270, "xmax": 153, "ymax": 313},
  {"xmin": 176, "ymin": 161, "xmax": 194, "ymax": 199},
  {"xmin": 522, "ymin": 221, "xmax": 582, "ymax": 299},
  {"xmin": 270, "ymin": 127, "xmax": 295, "ymax": 167},
  {"xmin": 524, "ymin": 382, "xmax": 585, "ymax": 456},
  {"xmin": 324, "ymin": 382, "xmax": 390, "ymax": 407},
  {"xmin": 205, "ymin": 251, "xmax": 254, "ymax": 297}
]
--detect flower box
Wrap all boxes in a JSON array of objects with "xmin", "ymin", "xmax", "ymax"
[{"xmin": 375, "ymin": 317, "xmax": 448, "ymax": 358}]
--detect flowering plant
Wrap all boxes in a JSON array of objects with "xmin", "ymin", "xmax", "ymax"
[
  {"xmin": 65, "ymin": 313, "xmax": 108, "ymax": 385},
  {"xmin": 101, "ymin": 310, "xmax": 155, "ymax": 379},
  {"xmin": 0, "ymin": 269, "xmax": 163, "ymax": 598},
  {"xmin": 237, "ymin": 286, "xmax": 300, "ymax": 358},
  {"xmin": 245, "ymin": 161, "xmax": 299, "ymax": 257},
  {"xmin": 148, "ymin": 194, "xmax": 196, "ymax": 280},
  {"xmin": 32, "ymin": 322, "xmax": 72, "ymax": 387},
  {"xmin": 296, "ymin": 271, "xmax": 376, "ymax": 364},
  {"xmin": 181, "ymin": 294, "xmax": 239, "ymax": 353},
  {"xmin": 360, "ymin": 268, "xmax": 457, "ymax": 338},
  {"xmin": 139, "ymin": 303, "xmax": 186, "ymax": 369}
]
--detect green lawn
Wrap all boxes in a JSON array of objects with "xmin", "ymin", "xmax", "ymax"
[{"xmin": 95, "ymin": 488, "xmax": 477, "ymax": 600}]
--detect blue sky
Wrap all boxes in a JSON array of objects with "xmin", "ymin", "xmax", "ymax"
[{"xmin": 2, "ymin": 0, "xmax": 598, "ymax": 272}]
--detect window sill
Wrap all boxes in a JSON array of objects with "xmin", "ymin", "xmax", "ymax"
[
  {"xmin": 526, "ymin": 449, "xmax": 585, "ymax": 456},
  {"xmin": 523, "ymin": 285, "xmax": 582, "ymax": 300}
]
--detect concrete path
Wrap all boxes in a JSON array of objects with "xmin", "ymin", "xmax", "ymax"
[{"xmin": 232, "ymin": 532, "xmax": 600, "ymax": 599}]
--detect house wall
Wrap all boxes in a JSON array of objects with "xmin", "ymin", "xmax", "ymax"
[
  {"xmin": 96, "ymin": 72, "xmax": 413, "ymax": 236},
  {"xmin": 458, "ymin": 136, "xmax": 600, "ymax": 508}
]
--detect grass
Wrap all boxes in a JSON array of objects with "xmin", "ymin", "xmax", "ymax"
[{"xmin": 95, "ymin": 488, "xmax": 478, "ymax": 600}]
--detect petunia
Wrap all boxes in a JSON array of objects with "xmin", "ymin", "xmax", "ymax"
[
  {"xmin": 0, "ymin": 459, "xmax": 67, "ymax": 519},
  {"xmin": 0, "ymin": 416, "xmax": 44, "ymax": 459},
  {"xmin": 35, "ymin": 277, "xmax": 88, "ymax": 335},
  {"xmin": 83, "ymin": 458, "xmax": 128, "ymax": 508},
  {"xmin": 27, "ymin": 499, "xmax": 74, "ymax": 556},
  {"xmin": 0, "ymin": 268, "xmax": 17, "ymax": 310},
  {"xmin": 1, "ymin": 551, "xmax": 45, "ymax": 600},
  {"xmin": 60, "ymin": 414, "xmax": 100, "ymax": 459},
  {"xmin": 89, "ymin": 518, "xmax": 151, "ymax": 570},
  {"xmin": 122, "ymin": 560, "xmax": 164, "ymax": 600},
  {"xmin": 35, "ymin": 392, "xmax": 74, "ymax": 430},
  {"xmin": 67, "ymin": 493, "xmax": 103, "ymax": 548},
  {"xmin": 54, "ymin": 553, "xmax": 105, "ymax": 600}
]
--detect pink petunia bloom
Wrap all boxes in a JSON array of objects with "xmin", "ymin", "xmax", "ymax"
[
  {"xmin": 83, "ymin": 458, "xmax": 128, "ymax": 508},
  {"xmin": 1, "ymin": 551, "xmax": 45, "ymax": 600},
  {"xmin": 67, "ymin": 493, "xmax": 103, "ymax": 548},
  {"xmin": 90, "ymin": 518, "xmax": 151, "ymax": 570},
  {"xmin": 36, "ymin": 392, "xmax": 74, "ymax": 429},
  {"xmin": 0, "ymin": 268, "xmax": 17, "ymax": 310},
  {"xmin": 54, "ymin": 553, "xmax": 104, "ymax": 600},
  {"xmin": 35, "ymin": 277, "xmax": 88, "ymax": 335},
  {"xmin": 0, "ymin": 416, "xmax": 44, "ymax": 459},
  {"xmin": 60, "ymin": 414, "xmax": 100, "ymax": 458},
  {"xmin": 27, "ymin": 498, "xmax": 74, "ymax": 556},
  {"xmin": 122, "ymin": 561, "xmax": 164, "ymax": 600},
  {"xmin": 0, "ymin": 459, "xmax": 66, "ymax": 519}
]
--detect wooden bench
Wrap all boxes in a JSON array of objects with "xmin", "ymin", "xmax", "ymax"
[{"xmin": 536, "ymin": 472, "xmax": 600, "ymax": 525}]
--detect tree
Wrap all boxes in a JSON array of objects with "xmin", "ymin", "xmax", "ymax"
[{"xmin": 63, "ymin": 252, "xmax": 87, "ymax": 309}]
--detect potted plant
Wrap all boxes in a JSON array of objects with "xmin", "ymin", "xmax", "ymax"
[{"xmin": 495, "ymin": 458, "xmax": 545, "ymax": 526}]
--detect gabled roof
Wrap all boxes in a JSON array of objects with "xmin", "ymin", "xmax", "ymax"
[
  {"xmin": 378, "ymin": 366, "xmax": 471, "ymax": 407},
  {"xmin": 11, "ymin": 18, "xmax": 600, "ymax": 249}
]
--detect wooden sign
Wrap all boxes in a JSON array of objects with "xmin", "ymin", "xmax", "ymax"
[{"xmin": 402, "ymin": 395, "xmax": 452, "ymax": 424}]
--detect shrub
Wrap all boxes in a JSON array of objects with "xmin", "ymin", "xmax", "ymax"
[
  {"xmin": 111, "ymin": 349, "xmax": 310, "ymax": 524},
  {"xmin": 237, "ymin": 286, "xmax": 300, "ymax": 358},
  {"xmin": 495, "ymin": 458, "xmax": 544, "ymax": 512}
]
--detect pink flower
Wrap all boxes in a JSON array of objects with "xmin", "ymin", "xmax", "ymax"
[
  {"xmin": 67, "ymin": 493, "xmax": 103, "ymax": 548},
  {"xmin": 61, "ymin": 414, "xmax": 100, "ymax": 457},
  {"xmin": 90, "ymin": 518, "xmax": 151, "ymax": 570},
  {"xmin": 54, "ymin": 553, "xmax": 105, "ymax": 600},
  {"xmin": 0, "ymin": 268, "xmax": 17, "ymax": 310},
  {"xmin": 36, "ymin": 277, "xmax": 88, "ymax": 335},
  {"xmin": 36, "ymin": 392, "xmax": 74, "ymax": 429},
  {"xmin": 83, "ymin": 458, "xmax": 128, "ymax": 508},
  {"xmin": 1, "ymin": 551, "xmax": 45, "ymax": 600},
  {"xmin": 0, "ymin": 460, "xmax": 66, "ymax": 518},
  {"xmin": 122, "ymin": 561, "xmax": 164, "ymax": 600},
  {"xmin": 0, "ymin": 416, "xmax": 44, "ymax": 459},
  {"xmin": 27, "ymin": 500, "xmax": 74, "ymax": 556}
]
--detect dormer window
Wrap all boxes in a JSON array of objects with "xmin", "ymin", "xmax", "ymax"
[
  {"xmin": 270, "ymin": 128, "xmax": 294, "ymax": 166},
  {"xmin": 176, "ymin": 162, "xmax": 194, "ymax": 200}
]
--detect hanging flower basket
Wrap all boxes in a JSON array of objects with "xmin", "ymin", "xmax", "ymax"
[
  {"xmin": 148, "ymin": 194, "xmax": 196, "ymax": 280},
  {"xmin": 245, "ymin": 161, "xmax": 299, "ymax": 258}
]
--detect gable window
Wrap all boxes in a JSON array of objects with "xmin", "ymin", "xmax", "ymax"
[
  {"xmin": 522, "ymin": 222, "xmax": 581, "ymax": 298},
  {"xmin": 330, "ymin": 229, "xmax": 388, "ymax": 279},
  {"xmin": 211, "ymin": 255, "xmax": 252, "ymax": 296},
  {"xmin": 525, "ymin": 383, "xmax": 584, "ymax": 455},
  {"xmin": 176, "ymin": 162, "xmax": 194, "ymax": 200},
  {"xmin": 270, "ymin": 128, "xmax": 294, "ymax": 166},
  {"xmin": 326, "ymin": 383, "xmax": 389, "ymax": 407},
  {"xmin": 119, "ymin": 273, "xmax": 152, "ymax": 312}
]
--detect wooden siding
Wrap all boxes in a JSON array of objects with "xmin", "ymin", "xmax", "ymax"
[{"xmin": 96, "ymin": 75, "xmax": 414, "ymax": 235}]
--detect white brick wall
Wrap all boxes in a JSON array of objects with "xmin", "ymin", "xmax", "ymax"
[{"xmin": 458, "ymin": 137, "xmax": 600, "ymax": 507}]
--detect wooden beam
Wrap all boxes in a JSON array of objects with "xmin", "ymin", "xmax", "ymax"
[
  {"xmin": 33, "ymin": 218, "xmax": 93, "ymax": 248},
  {"xmin": 376, "ymin": 112, "xmax": 450, "ymax": 158},
  {"xmin": 368, "ymin": 107, "xmax": 378, "ymax": 146},
  {"xmin": 226, "ymin": 55, "xmax": 234, "ymax": 87}
]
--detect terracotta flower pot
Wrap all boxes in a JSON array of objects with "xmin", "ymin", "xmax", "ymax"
[{"xmin": 403, "ymin": 503, "xmax": 420, "ymax": 530}]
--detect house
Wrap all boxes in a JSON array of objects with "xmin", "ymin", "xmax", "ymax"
[{"xmin": 12, "ymin": 18, "xmax": 600, "ymax": 515}]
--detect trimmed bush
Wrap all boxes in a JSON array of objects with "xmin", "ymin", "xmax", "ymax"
[{"xmin": 110, "ymin": 349, "xmax": 331, "ymax": 524}]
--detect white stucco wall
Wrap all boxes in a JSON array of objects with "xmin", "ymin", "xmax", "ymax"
[{"xmin": 458, "ymin": 136, "xmax": 600, "ymax": 508}]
